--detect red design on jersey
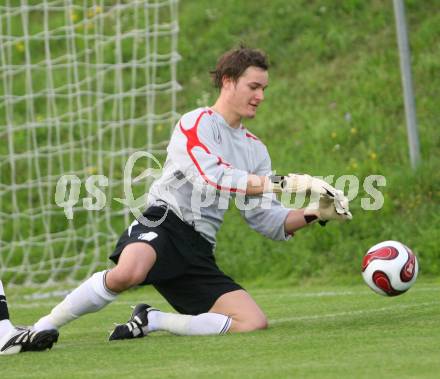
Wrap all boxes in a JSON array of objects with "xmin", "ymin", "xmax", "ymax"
[
  {"xmin": 245, "ymin": 131, "xmax": 259, "ymax": 141},
  {"xmin": 217, "ymin": 156, "xmax": 231, "ymax": 167},
  {"xmin": 179, "ymin": 110, "xmax": 245, "ymax": 193}
]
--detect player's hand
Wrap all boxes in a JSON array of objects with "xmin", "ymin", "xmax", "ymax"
[
  {"xmin": 304, "ymin": 190, "xmax": 352, "ymax": 224},
  {"xmin": 270, "ymin": 174, "xmax": 338, "ymax": 197}
]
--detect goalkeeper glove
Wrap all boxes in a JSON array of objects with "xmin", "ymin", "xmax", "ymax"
[
  {"xmin": 304, "ymin": 190, "xmax": 352, "ymax": 225},
  {"xmin": 270, "ymin": 174, "xmax": 338, "ymax": 198}
]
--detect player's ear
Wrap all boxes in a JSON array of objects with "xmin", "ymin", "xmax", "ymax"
[{"xmin": 221, "ymin": 75, "xmax": 233, "ymax": 90}]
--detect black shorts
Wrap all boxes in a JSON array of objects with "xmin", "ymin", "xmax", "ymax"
[{"xmin": 110, "ymin": 206, "xmax": 242, "ymax": 315}]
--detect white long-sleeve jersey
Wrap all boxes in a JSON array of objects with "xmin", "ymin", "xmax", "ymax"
[{"xmin": 147, "ymin": 107, "xmax": 291, "ymax": 245}]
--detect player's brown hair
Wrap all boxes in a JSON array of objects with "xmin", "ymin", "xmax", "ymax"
[{"xmin": 210, "ymin": 45, "xmax": 269, "ymax": 89}]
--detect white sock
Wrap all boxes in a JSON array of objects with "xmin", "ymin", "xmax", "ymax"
[
  {"xmin": 147, "ymin": 311, "xmax": 231, "ymax": 335},
  {"xmin": 33, "ymin": 271, "xmax": 117, "ymax": 331},
  {"xmin": 0, "ymin": 320, "xmax": 14, "ymax": 336},
  {"xmin": 0, "ymin": 280, "xmax": 14, "ymax": 335}
]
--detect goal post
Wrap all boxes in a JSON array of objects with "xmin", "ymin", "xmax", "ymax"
[{"xmin": 0, "ymin": 0, "xmax": 180, "ymax": 287}]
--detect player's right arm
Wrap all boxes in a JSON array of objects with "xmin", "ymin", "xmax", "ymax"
[
  {"xmin": 246, "ymin": 173, "xmax": 342, "ymax": 198},
  {"xmin": 168, "ymin": 109, "xmax": 322, "ymax": 197},
  {"xmin": 246, "ymin": 172, "xmax": 343, "ymax": 206}
]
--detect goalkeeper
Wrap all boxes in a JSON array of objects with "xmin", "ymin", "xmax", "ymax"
[{"xmin": 19, "ymin": 46, "xmax": 351, "ymax": 351}]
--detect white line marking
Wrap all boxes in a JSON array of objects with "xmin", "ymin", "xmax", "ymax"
[
  {"xmin": 14, "ymin": 284, "xmax": 438, "ymax": 302},
  {"xmin": 11, "ymin": 299, "xmax": 170, "ymax": 309},
  {"xmin": 10, "ymin": 286, "xmax": 439, "ymax": 310},
  {"xmin": 270, "ymin": 301, "xmax": 439, "ymax": 324},
  {"xmin": 253, "ymin": 286, "xmax": 439, "ymax": 299}
]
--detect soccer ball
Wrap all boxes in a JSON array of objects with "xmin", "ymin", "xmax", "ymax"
[{"xmin": 361, "ymin": 240, "xmax": 418, "ymax": 296}]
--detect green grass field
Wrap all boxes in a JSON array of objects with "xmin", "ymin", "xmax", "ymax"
[
  {"xmin": 2, "ymin": 281, "xmax": 439, "ymax": 378},
  {"xmin": 1, "ymin": 1, "xmax": 439, "ymax": 376}
]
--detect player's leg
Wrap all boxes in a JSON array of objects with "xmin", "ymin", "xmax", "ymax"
[
  {"xmin": 142, "ymin": 289, "xmax": 267, "ymax": 335},
  {"xmin": 208, "ymin": 289, "xmax": 268, "ymax": 332},
  {"xmin": 110, "ymin": 268, "xmax": 265, "ymax": 337},
  {"xmin": 110, "ymin": 253, "xmax": 237, "ymax": 338},
  {"xmin": 33, "ymin": 243, "xmax": 156, "ymax": 332},
  {"xmin": 144, "ymin": 289, "xmax": 267, "ymax": 335},
  {"xmin": 110, "ymin": 289, "xmax": 266, "ymax": 338},
  {"xmin": 0, "ymin": 280, "xmax": 14, "ymax": 337},
  {"xmin": 143, "ymin": 306, "xmax": 233, "ymax": 336},
  {"xmin": 110, "ymin": 303, "xmax": 233, "ymax": 339},
  {"xmin": 105, "ymin": 243, "xmax": 157, "ymax": 292},
  {"xmin": 0, "ymin": 280, "xmax": 58, "ymax": 355}
]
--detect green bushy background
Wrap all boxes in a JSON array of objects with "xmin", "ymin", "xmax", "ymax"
[
  {"xmin": 177, "ymin": 0, "xmax": 440, "ymax": 283},
  {"xmin": 1, "ymin": 0, "xmax": 439, "ymax": 286}
]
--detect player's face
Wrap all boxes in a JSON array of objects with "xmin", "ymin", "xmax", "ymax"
[{"xmin": 225, "ymin": 66, "xmax": 268, "ymax": 119}]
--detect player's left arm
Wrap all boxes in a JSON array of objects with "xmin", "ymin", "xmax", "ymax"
[
  {"xmin": 283, "ymin": 194, "xmax": 353, "ymax": 235},
  {"xmin": 283, "ymin": 209, "xmax": 309, "ymax": 235},
  {"xmin": 242, "ymin": 145, "xmax": 352, "ymax": 239}
]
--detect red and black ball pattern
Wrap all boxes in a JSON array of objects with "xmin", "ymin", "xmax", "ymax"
[{"xmin": 362, "ymin": 246, "xmax": 417, "ymax": 296}]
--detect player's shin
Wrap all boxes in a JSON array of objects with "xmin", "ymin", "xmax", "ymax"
[
  {"xmin": 148, "ymin": 311, "xmax": 232, "ymax": 335},
  {"xmin": 33, "ymin": 271, "xmax": 117, "ymax": 331}
]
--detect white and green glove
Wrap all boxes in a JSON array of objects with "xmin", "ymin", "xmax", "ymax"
[
  {"xmin": 304, "ymin": 190, "xmax": 352, "ymax": 225},
  {"xmin": 269, "ymin": 173, "xmax": 352, "ymax": 225},
  {"xmin": 270, "ymin": 174, "xmax": 338, "ymax": 198}
]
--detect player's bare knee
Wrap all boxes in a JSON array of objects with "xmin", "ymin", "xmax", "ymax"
[
  {"xmin": 249, "ymin": 315, "xmax": 268, "ymax": 331},
  {"xmin": 232, "ymin": 314, "xmax": 268, "ymax": 332},
  {"xmin": 106, "ymin": 243, "xmax": 156, "ymax": 292},
  {"xmin": 257, "ymin": 315, "xmax": 269, "ymax": 330},
  {"xmin": 106, "ymin": 266, "xmax": 146, "ymax": 292},
  {"xmin": 124, "ymin": 269, "xmax": 147, "ymax": 288}
]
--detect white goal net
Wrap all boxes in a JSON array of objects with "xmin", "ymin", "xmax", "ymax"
[{"xmin": 0, "ymin": 0, "xmax": 180, "ymax": 287}]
